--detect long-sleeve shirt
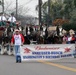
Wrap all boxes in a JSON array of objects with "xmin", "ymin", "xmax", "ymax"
[{"xmin": 11, "ymin": 34, "xmax": 25, "ymax": 45}]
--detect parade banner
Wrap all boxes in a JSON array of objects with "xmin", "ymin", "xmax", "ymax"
[{"xmin": 20, "ymin": 44, "xmax": 75, "ymax": 61}]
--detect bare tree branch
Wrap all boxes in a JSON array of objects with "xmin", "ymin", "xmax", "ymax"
[
  {"xmin": 4, "ymin": 1, "xmax": 15, "ymax": 12},
  {"xmin": 4, "ymin": 0, "xmax": 29, "ymax": 16}
]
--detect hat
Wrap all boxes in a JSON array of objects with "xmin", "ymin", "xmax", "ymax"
[{"xmin": 15, "ymin": 29, "xmax": 20, "ymax": 32}]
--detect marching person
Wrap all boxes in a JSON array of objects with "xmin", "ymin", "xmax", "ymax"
[{"xmin": 11, "ymin": 29, "xmax": 25, "ymax": 63}]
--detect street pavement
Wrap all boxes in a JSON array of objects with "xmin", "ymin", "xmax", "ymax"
[{"xmin": 0, "ymin": 55, "xmax": 76, "ymax": 75}]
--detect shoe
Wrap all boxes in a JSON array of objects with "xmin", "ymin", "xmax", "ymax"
[
  {"xmin": 16, "ymin": 56, "xmax": 21, "ymax": 63},
  {"xmin": 16, "ymin": 60, "xmax": 18, "ymax": 63}
]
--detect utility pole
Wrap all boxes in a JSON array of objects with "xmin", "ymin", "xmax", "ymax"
[
  {"xmin": 2, "ymin": 0, "xmax": 4, "ymax": 13},
  {"xmin": 39, "ymin": 0, "xmax": 42, "ymax": 26},
  {"xmin": 16, "ymin": 0, "xmax": 18, "ymax": 19},
  {"xmin": 48, "ymin": 0, "xmax": 51, "ymax": 26}
]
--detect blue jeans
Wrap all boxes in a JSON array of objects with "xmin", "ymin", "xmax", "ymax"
[
  {"xmin": 14, "ymin": 45, "xmax": 21, "ymax": 61},
  {"xmin": 67, "ymin": 41, "xmax": 71, "ymax": 44},
  {"xmin": 14, "ymin": 45, "xmax": 20, "ymax": 55}
]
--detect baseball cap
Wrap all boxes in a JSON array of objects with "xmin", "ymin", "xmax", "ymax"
[{"xmin": 15, "ymin": 29, "xmax": 20, "ymax": 32}]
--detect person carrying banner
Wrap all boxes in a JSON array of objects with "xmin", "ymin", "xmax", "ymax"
[{"xmin": 11, "ymin": 29, "xmax": 25, "ymax": 63}]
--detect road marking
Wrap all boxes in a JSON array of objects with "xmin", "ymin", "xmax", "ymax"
[{"xmin": 38, "ymin": 60, "xmax": 76, "ymax": 72}]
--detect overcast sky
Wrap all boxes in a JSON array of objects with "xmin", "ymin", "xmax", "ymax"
[{"xmin": 1, "ymin": 0, "xmax": 47, "ymax": 17}]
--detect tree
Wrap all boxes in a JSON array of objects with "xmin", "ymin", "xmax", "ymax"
[
  {"xmin": 70, "ymin": 8, "xmax": 76, "ymax": 23},
  {"xmin": 61, "ymin": 0, "xmax": 74, "ymax": 19},
  {"xmin": 74, "ymin": 0, "xmax": 76, "ymax": 7},
  {"xmin": 4, "ymin": 0, "xmax": 30, "ymax": 25},
  {"xmin": 3, "ymin": 0, "xmax": 29, "ymax": 17},
  {"xmin": 36, "ymin": 0, "xmax": 64, "ymax": 25},
  {"xmin": 36, "ymin": 0, "xmax": 76, "ymax": 26}
]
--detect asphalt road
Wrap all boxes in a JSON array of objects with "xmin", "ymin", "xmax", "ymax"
[{"xmin": 0, "ymin": 55, "xmax": 76, "ymax": 75}]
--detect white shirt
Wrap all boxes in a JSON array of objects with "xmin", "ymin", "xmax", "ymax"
[
  {"xmin": 8, "ymin": 16, "xmax": 16, "ymax": 22},
  {"xmin": 68, "ymin": 36, "xmax": 72, "ymax": 41},
  {"xmin": 0, "ymin": 16, "xmax": 7, "ymax": 21},
  {"xmin": 14, "ymin": 34, "xmax": 22, "ymax": 45}
]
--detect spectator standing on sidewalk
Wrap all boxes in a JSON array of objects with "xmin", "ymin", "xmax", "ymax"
[{"xmin": 62, "ymin": 34, "xmax": 68, "ymax": 44}]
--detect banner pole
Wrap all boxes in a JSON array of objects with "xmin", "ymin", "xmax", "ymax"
[{"xmin": 74, "ymin": 41, "xmax": 76, "ymax": 58}]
